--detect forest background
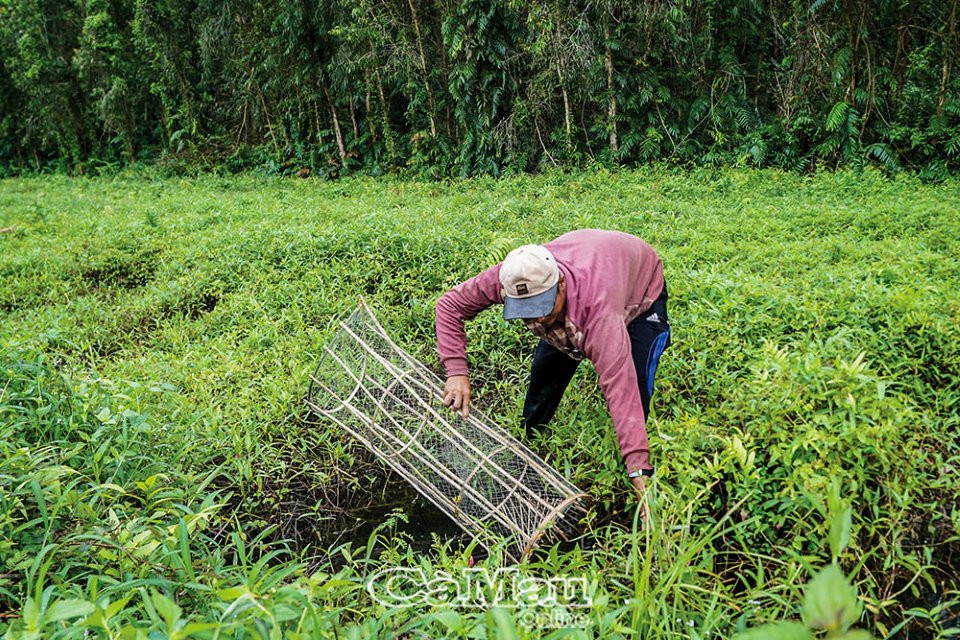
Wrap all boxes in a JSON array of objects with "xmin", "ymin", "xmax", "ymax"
[{"xmin": 1, "ymin": 0, "xmax": 958, "ymax": 179}]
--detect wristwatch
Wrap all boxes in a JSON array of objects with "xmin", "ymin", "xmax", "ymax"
[{"xmin": 628, "ymin": 468, "xmax": 654, "ymax": 478}]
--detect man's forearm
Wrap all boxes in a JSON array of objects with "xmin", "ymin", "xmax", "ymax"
[
  {"xmin": 435, "ymin": 292, "xmax": 470, "ymax": 376},
  {"xmin": 586, "ymin": 314, "xmax": 655, "ymax": 474},
  {"xmin": 434, "ymin": 264, "xmax": 504, "ymax": 376}
]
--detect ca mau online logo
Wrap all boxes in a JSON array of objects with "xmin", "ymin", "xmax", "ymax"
[{"xmin": 367, "ymin": 567, "xmax": 593, "ymax": 616}]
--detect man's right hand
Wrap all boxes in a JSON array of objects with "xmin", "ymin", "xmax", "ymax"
[
  {"xmin": 443, "ymin": 375, "xmax": 471, "ymax": 418},
  {"xmin": 631, "ymin": 476, "xmax": 652, "ymax": 523}
]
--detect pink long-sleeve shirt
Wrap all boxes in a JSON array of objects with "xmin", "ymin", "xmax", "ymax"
[{"xmin": 435, "ymin": 229, "xmax": 665, "ymax": 473}]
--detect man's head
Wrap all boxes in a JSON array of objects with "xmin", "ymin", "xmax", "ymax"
[{"xmin": 499, "ymin": 244, "xmax": 562, "ymax": 321}]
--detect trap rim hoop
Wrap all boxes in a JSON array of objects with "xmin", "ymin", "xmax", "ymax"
[{"xmin": 520, "ymin": 492, "xmax": 591, "ymax": 558}]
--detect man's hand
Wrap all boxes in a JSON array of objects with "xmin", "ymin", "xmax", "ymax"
[
  {"xmin": 631, "ymin": 476, "xmax": 652, "ymax": 523},
  {"xmin": 443, "ymin": 375, "xmax": 471, "ymax": 419}
]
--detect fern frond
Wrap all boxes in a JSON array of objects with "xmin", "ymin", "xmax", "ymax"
[
  {"xmin": 833, "ymin": 48, "xmax": 853, "ymax": 84},
  {"xmin": 808, "ymin": 0, "xmax": 832, "ymax": 15},
  {"xmin": 865, "ymin": 143, "xmax": 898, "ymax": 170},
  {"xmin": 826, "ymin": 102, "xmax": 850, "ymax": 132},
  {"xmin": 484, "ymin": 236, "xmax": 521, "ymax": 265},
  {"xmin": 944, "ymin": 134, "xmax": 960, "ymax": 157}
]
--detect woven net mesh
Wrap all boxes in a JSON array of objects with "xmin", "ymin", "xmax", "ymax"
[{"xmin": 305, "ymin": 301, "xmax": 589, "ymax": 561}]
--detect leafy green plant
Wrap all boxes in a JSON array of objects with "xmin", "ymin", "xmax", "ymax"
[{"xmin": 0, "ymin": 168, "xmax": 958, "ymax": 637}]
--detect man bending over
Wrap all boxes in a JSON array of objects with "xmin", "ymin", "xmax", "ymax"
[{"xmin": 434, "ymin": 229, "xmax": 671, "ymax": 509}]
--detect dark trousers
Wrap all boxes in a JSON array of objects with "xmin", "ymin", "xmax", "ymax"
[{"xmin": 522, "ymin": 282, "xmax": 671, "ymax": 437}]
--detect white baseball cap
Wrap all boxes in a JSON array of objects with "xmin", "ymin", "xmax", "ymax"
[{"xmin": 499, "ymin": 244, "xmax": 560, "ymax": 320}]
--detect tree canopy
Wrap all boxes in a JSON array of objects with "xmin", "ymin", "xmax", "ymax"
[{"xmin": 1, "ymin": 0, "xmax": 957, "ymax": 177}]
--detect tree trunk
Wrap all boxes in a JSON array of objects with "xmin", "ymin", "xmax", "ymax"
[
  {"xmin": 604, "ymin": 20, "xmax": 619, "ymax": 156},
  {"xmin": 314, "ymin": 98, "xmax": 324, "ymax": 145},
  {"xmin": 554, "ymin": 23, "xmax": 572, "ymax": 147},
  {"xmin": 365, "ymin": 72, "xmax": 377, "ymax": 143},
  {"xmin": 236, "ymin": 67, "xmax": 253, "ymax": 146},
  {"xmin": 159, "ymin": 101, "xmax": 170, "ymax": 147},
  {"xmin": 844, "ymin": 11, "xmax": 857, "ymax": 102},
  {"xmin": 938, "ymin": 0, "xmax": 958, "ymax": 117},
  {"xmin": 558, "ymin": 67, "xmax": 572, "ymax": 146},
  {"xmin": 172, "ymin": 55, "xmax": 194, "ymax": 128},
  {"xmin": 375, "ymin": 69, "xmax": 397, "ymax": 162},
  {"xmin": 254, "ymin": 73, "xmax": 281, "ymax": 157},
  {"xmin": 349, "ymin": 95, "xmax": 360, "ymax": 140},
  {"xmin": 440, "ymin": 23, "xmax": 454, "ymax": 138},
  {"xmin": 122, "ymin": 91, "xmax": 136, "ymax": 163},
  {"xmin": 407, "ymin": 0, "xmax": 437, "ymax": 137},
  {"xmin": 324, "ymin": 84, "xmax": 347, "ymax": 161}
]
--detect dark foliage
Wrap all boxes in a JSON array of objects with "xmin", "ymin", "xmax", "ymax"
[{"xmin": 0, "ymin": 0, "xmax": 958, "ymax": 176}]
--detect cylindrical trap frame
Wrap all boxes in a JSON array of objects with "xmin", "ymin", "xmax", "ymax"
[{"xmin": 305, "ymin": 300, "xmax": 590, "ymax": 562}]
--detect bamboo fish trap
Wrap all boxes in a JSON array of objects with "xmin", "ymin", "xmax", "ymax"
[{"xmin": 305, "ymin": 301, "xmax": 590, "ymax": 562}]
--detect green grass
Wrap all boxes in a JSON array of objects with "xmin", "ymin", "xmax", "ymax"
[{"xmin": 1, "ymin": 167, "xmax": 958, "ymax": 638}]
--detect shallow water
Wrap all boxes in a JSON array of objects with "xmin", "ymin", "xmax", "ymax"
[{"xmin": 315, "ymin": 483, "xmax": 471, "ymax": 563}]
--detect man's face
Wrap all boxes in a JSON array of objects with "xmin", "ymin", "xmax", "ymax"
[{"xmin": 523, "ymin": 277, "xmax": 566, "ymax": 329}]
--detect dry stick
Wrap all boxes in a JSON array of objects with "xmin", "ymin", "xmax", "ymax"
[
  {"xmin": 939, "ymin": 0, "xmax": 958, "ymax": 117},
  {"xmin": 374, "ymin": 68, "xmax": 397, "ymax": 163},
  {"xmin": 521, "ymin": 493, "xmax": 588, "ymax": 558},
  {"xmin": 604, "ymin": 18, "xmax": 619, "ymax": 156},
  {"xmin": 535, "ymin": 119, "xmax": 560, "ymax": 167},
  {"xmin": 323, "ymin": 83, "xmax": 347, "ymax": 161},
  {"xmin": 235, "ymin": 67, "xmax": 255, "ymax": 147},
  {"xmin": 364, "ymin": 72, "xmax": 377, "ymax": 143},
  {"xmin": 349, "ymin": 96, "xmax": 360, "ymax": 141},
  {"xmin": 556, "ymin": 59, "xmax": 573, "ymax": 145},
  {"xmin": 407, "ymin": 0, "xmax": 437, "ymax": 138},
  {"xmin": 252, "ymin": 72, "xmax": 281, "ymax": 158}
]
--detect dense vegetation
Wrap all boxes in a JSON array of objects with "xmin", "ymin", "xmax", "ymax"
[
  {"xmin": 1, "ymin": 167, "xmax": 958, "ymax": 637},
  {"xmin": 1, "ymin": 0, "xmax": 959, "ymax": 178}
]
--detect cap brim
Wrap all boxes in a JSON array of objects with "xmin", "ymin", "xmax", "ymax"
[{"xmin": 502, "ymin": 283, "xmax": 558, "ymax": 320}]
